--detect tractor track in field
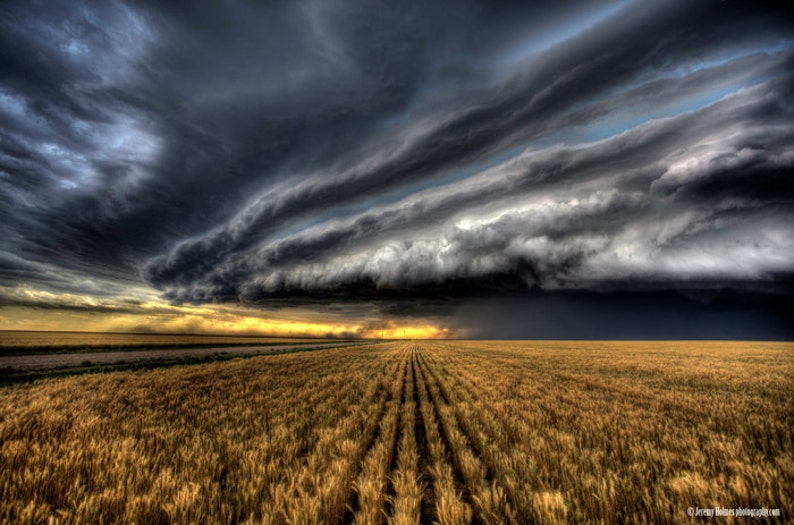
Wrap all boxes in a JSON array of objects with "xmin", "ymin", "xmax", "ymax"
[
  {"xmin": 383, "ymin": 359, "xmax": 409, "ymax": 518},
  {"xmin": 410, "ymin": 349, "xmax": 439, "ymax": 525},
  {"xmin": 420, "ymin": 346, "xmax": 524, "ymax": 524},
  {"xmin": 419, "ymin": 352, "xmax": 500, "ymax": 486},
  {"xmin": 338, "ymin": 344, "xmax": 518, "ymax": 524},
  {"xmin": 341, "ymin": 380, "xmax": 391, "ymax": 525},
  {"xmin": 414, "ymin": 347, "xmax": 484, "ymax": 525},
  {"xmin": 342, "ymin": 352, "xmax": 407, "ymax": 524}
]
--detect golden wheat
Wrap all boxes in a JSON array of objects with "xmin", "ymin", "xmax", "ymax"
[{"xmin": 1, "ymin": 340, "xmax": 791, "ymax": 524}]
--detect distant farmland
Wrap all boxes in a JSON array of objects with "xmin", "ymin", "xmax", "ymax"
[
  {"xmin": 0, "ymin": 341, "xmax": 791, "ymax": 523},
  {"xmin": 0, "ymin": 330, "xmax": 344, "ymax": 351}
]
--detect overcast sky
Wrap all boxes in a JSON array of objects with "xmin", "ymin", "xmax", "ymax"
[{"xmin": 1, "ymin": 0, "xmax": 792, "ymax": 339}]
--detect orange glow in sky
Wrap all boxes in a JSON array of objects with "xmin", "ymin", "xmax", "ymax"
[
  {"xmin": 362, "ymin": 323, "xmax": 451, "ymax": 340},
  {"xmin": 0, "ymin": 287, "xmax": 453, "ymax": 339}
]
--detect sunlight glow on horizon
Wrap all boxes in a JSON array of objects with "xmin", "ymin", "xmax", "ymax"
[
  {"xmin": 365, "ymin": 325, "xmax": 452, "ymax": 340},
  {"xmin": 0, "ymin": 286, "xmax": 453, "ymax": 339}
]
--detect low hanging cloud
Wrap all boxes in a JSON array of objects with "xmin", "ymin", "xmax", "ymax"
[{"xmin": 1, "ymin": 0, "xmax": 793, "ymax": 337}]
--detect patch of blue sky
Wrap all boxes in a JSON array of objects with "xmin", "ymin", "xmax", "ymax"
[
  {"xmin": 0, "ymin": 89, "xmax": 27, "ymax": 119},
  {"xmin": 572, "ymin": 72, "xmax": 782, "ymax": 145},
  {"xmin": 497, "ymin": 0, "xmax": 629, "ymax": 67},
  {"xmin": 634, "ymin": 38, "xmax": 794, "ymax": 85},
  {"xmin": 551, "ymin": 41, "xmax": 793, "ymax": 146}
]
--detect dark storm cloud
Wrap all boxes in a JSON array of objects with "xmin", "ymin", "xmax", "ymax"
[
  {"xmin": 451, "ymin": 291, "xmax": 794, "ymax": 341},
  {"xmin": 1, "ymin": 0, "xmax": 793, "ymax": 337},
  {"xmin": 1, "ymin": 0, "xmax": 447, "ymax": 273},
  {"xmin": 143, "ymin": 1, "xmax": 794, "ymax": 289},
  {"xmin": 152, "ymin": 80, "xmax": 794, "ymax": 303}
]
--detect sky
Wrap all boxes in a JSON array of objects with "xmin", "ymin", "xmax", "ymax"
[{"xmin": 1, "ymin": 0, "xmax": 792, "ymax": 340}]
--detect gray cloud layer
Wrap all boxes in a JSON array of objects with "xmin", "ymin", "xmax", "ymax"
[{"xmin": 1, "ymin": 0, "xmax": 793, "ymax": 337}]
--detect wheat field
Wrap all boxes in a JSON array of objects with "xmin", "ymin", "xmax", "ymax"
[{"xmin": 1, "ymin": 341, "xmax": 792, "ymax": 523}]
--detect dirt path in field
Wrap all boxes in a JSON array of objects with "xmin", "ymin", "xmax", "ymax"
[{"xmin": 0, "ymin": 342, "xmax": 366, "ymax": 370}]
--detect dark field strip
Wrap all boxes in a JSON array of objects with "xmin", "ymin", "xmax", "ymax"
[
  {"xmin": 0, "ymin": 330, "xmax": 361, "ymax": 354},
  {"xmin": 0, "ymin": 340, "xmax": 350, "ymax": 357},
  {"xmin": 0, "ymin": 342, "xmax": 373, "ymax": 385},
  {"xmin": 1, "ymin": 342, "xmax": 370, "ymax": 369}
]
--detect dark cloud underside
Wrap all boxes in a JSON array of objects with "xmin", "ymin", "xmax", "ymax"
[{"xmin": 1, "ymin": 0, "xmax": 793, "ymax": 338}]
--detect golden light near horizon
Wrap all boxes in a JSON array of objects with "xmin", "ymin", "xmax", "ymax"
[
  {"xmin": 365, "ymin": 325, "xmax": 451, "ymax": 340},
  {"xmin": 0, "ymin": 304, "xmax": 356, "ymax": 338},
  {"xmin": 199, "ymin": 314, "xmax": 362, "ymax": 338},
  {"xmin": 0, "ymin": 286, "xmax": 454, "ymax": 339}
]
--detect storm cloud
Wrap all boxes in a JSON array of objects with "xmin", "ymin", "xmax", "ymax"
[{"xmin": 1, "ymin": 0, "xmax": 792, "ymax": 338}]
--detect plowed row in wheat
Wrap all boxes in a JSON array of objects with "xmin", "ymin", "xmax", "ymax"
[{"xmin": 1, "ymin": 340, "xmax": 792, "ymax": 524}]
